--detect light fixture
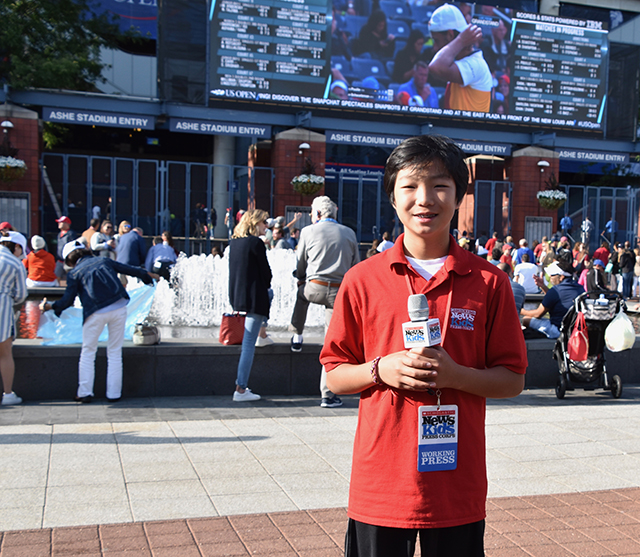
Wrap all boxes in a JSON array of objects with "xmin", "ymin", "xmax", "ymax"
[
  {"xmin": 298, "ymin": 142, "xmax": 310, "ymax": 155},
  {"xmin": 1, "ymin": 121, "xmax": 14, "ymax": 130},
  {"xmin": 537, "ymin": 160, "xmax": 550, "ymax": 172}
]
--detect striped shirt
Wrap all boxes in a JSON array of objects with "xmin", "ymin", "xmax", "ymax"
[{"xmin": 0, "ymin": 245, "xmax": 28, "ymax": 342}]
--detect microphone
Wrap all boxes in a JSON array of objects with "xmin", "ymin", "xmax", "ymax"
[
  {"xmin": 408, "ymin": 294, "xmax": 429, "ymax": 322},
  {"xmin": 402, "ymin": 294, "xmax": 442, "ymax": 348}
]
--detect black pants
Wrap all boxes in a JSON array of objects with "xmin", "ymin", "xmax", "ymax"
[{"xmin": 345, "ymin": 518, "xmax": 485, "ymax": 557}]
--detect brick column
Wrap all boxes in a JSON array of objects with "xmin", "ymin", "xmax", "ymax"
[
  {"xmin": 506, "ymin": 146, "xmax": 560, "ymax": 241},
  {"xmin": 271, "ymin": 129, "xmax": 326, "ymax": 217},
  {"xmin": 0, "ymin": 104, "xmax": 41, "ymax": 235}
]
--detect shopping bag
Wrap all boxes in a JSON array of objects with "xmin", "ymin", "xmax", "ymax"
[
  {"xmin": 567, "ymin": 311, "xmax": 589, "ymax": 361},
  {"xmin": 133, "ymin": 323, "xmax": 161, "ymax": 345},
  {"xmin": 219, "ymin": 313, "xmax": 245, "ymax": 345},
  {"xmin": 604, "ymin": 310, "xmax": 636, "ymax": 352}
]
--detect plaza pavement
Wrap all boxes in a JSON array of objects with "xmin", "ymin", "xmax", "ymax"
[{"xmin": 1, "ymin": 386, "xmax": 640, "ymax": 556}]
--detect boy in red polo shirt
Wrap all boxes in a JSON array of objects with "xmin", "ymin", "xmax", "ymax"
[{"xmin": 321, "ymin": 135, "xmax": 527, "ymax": 556}]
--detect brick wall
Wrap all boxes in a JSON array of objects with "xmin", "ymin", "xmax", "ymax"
[
  {"xmin": 506, "ymin": 147, "xmax": 560, "ymax": 241},
  {"xmin": 270, "ymin": 132, "xmax": 326, "ymax": 217},
  {"xmin": 0, "ymin": 105, "xmax": 41, "ymax": 235}
]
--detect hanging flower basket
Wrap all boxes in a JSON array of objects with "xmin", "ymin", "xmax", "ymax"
[
  {"xmin": 292, "ymin": 174, "xmax": 324, "ymax": 196},
  {"xmin": 537, "ymin": 190, "xmax": 566, "ymax": 211},
  {"xmin": 0, "ymin": 157, "xmax": 27, "ymax": 183}
]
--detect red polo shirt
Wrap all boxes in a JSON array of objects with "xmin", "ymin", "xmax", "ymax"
[{"xmin": 321, "ymin": 235, "xmax": 527, "ymax": 529}]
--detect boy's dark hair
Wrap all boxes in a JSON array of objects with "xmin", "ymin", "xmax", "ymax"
[
  {"xmin": 65, "ymin": 248, "xmax": 92, "ymax": 268},
  {"xmin": 521, "ymin": 253, "xmax": 529, "ymax": 262},
  {"xmin": 491, "ymin": 247, "xmax": 502, "ymax": 260},
  {"xmin": 383, "ymin": 134, "xmax": 469, "ymax": 204}
]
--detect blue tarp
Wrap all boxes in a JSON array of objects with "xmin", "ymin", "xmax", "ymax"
[{"xmin": 38, "ymin": 285, "xmax": 156, "ymax": 346}]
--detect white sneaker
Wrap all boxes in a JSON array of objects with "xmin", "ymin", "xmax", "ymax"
[
  {"xmin": 255, "ymin": 335, "xmax": 274, "ymax": 347},
  {"xmin": 2, "ymin": 392, "xmax": 22, "ymax": 405},
  {"xmin": 233, "ymin": 388, "xmax": 261, "ymax": 402}
]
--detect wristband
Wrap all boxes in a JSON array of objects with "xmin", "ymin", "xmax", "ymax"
[{"xmin": 370, "ymin": 356, "xmax": 383, "ymax": 385}]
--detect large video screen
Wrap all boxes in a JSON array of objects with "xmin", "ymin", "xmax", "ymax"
[{"xmin": 208, "ymin": 1, "xmax": 607, "ymax": 132}]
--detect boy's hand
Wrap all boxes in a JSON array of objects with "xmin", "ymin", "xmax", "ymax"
[
  {"xmin": 408, "ymin": 346, "xmax": 460, "ymax": 390},
  {"xmin": 377, "ymin": 350, "xmax": 438, "ymax": 391},
  {"xmin": 39, "ymin": 298, "xmax": 51, "ymax": 313}
]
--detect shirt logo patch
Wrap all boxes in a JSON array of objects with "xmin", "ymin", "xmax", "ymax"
[{"xmin": 450, "ymin": 308, "xmax": 476, "ymax": 331}]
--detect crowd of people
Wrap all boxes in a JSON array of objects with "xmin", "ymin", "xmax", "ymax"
[
  {"xmin": 444, "ymin": 228, "xmax": 639, "ymax": 340},
  {"xmin": 0, "ymin": 215, "xmax": 181, "ymax": 406}
]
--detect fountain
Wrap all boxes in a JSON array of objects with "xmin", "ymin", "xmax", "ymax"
[
  {"xmin": 147, "ymin": 248, "xmax": 325, "ymax": 334},
  {"xmin": 23, "ymin": 249, "xmax": 325, "ymax": 342}
]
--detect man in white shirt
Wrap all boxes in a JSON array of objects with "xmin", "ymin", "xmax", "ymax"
[
  {"xmin": 376, "ymin": 231, "xmax": 394, "ymax": 252},
  {"xmin": 514, "ymin": 253, "xmax": 540, "ymax": 294}
]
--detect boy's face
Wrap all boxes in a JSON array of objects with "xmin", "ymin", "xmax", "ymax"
[{"xmin": 392, "ymin": 161, "xmax": 461, "ymax": 258}]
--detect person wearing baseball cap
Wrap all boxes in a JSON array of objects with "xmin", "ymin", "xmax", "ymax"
[
  {"xmin": 428, "ymin": 3, "xmax": 493, "ymax": 112},
  {"xmin": 0, "ymin": 222, "xmax": 12, "ymax": 231},
  {"xmin": 40, "ymin": 240, "xmax": 158, "ymax": 403},
  {"xmin": 585, "ymin": 259, "xmax": 609, "ymax": 294},
  {"xmin": 55, "ymin": 215, "xmax": 78, "ymax": 282},
  {"xmin": 23, "ymin": 235, "xmax": 58, "ymax": 287},
  {"xmin": 520, "ymin": 260, "xmax": 584, "ymax": 338}
]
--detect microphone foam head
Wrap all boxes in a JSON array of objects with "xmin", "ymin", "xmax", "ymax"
[{"xmin": 408, "ymin": 294, "xmax": 429, "ymax": 321}]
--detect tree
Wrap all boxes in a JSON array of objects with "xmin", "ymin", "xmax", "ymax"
[{"xmin": 0, "ymin": 0, "xmax": 126, "ymax": 91}]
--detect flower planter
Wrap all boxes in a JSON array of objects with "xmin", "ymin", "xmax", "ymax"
[
  {"xmin": 291, "ymin": 174, "xmax": 324, "ymax": 196},
  {"xmin": 0, "ymin": 157, "xmax": 27, "ymax": 183},
  {"xmin": 537, "ymin": 190, "xmax": 566, "ymax": 211}
]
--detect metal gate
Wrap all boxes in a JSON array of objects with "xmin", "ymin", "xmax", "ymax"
[
  {"xmin": 41, "ymin": 154, "xmax": 274, "ymax": 253},
  {"xmin": 473, "ymin": 180, "xmax": 512, "ymax": 239},
  {"xmin": 561, "ymin": 184, "xmax": 639, "ymax": 251},
  {"xmin": 324, "ymin": 168, "xmax": 391, "ymax": 243}
]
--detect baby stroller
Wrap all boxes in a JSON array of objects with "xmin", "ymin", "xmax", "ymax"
[{"xmin": 552, "ymin": 291, "xmax": 624, "ymax": 399}]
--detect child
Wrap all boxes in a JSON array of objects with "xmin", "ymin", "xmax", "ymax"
[
  {"xmin": 40, "ymin": 240, "xmax": 157, "ymax": 403},
  {"xmin": 321, "ymin": 135, "xmax": 527, "ymax": 556}
]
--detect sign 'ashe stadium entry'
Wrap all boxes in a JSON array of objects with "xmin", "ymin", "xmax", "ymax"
[{"xmin": 208, "ymin": 1, "xmax": 608, "ymax": 132}]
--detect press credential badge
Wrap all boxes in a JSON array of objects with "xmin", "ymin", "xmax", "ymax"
[{"xmin": 418, "ymin": 405, "xmax": 458, "ymax": 472}]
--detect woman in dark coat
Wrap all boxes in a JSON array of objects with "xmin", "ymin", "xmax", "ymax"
[{"xmin": 228, "ymin": 209, "xmax": 272, "ymax": 401}]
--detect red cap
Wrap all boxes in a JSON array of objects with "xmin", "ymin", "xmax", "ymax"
[
  {"xmin": 0, "ymin": 222, "xmax": 11, "ymax": 230},
  {"xmin": 499, "ymin": 75, "xmax": 510, "ymax": 85},
  {"xmin": 55, "ymin": 216, "xmax": 72, "ymax": 225}
]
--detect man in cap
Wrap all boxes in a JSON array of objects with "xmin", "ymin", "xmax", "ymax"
[
  {"xmin": 55, "ymin": 216, "xmax": 78, "ymax": 281},
  {"xmin": 0, "ymin": 222, "xmax": 27, "ymax": 257},
  {"xmin": 23, "ymin": 235, "xmax": 58, "ymax": 287},
  {"xmin": 428, "ymin": 3, "xmax": 493, "ymax": 112},
  {"xmin": 40, "ymin": 240, "xmax": 157, "ymax": 403},
  {"xmin": 586, "ymin": 259, "xmax": 608, "ymax": 293},
  {"xmin": 520, "ymin": 260, "xmax": 584, "ymax": 338}
]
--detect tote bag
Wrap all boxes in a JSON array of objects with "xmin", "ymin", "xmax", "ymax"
[
  {"xmin": 219, "ymin": 313, "xmax": 246, "ymax": 345},
  {"xmin": 567, "ymin": 311, "xmax": 589, "ymax": 361}
]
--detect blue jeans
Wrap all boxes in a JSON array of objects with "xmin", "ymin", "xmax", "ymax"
[
  {"xmin": 528, "ymin": 317, "xmax": 560, "ymax": 339},
  {"xmin": 622, "ymin": 271, "xmax": 634, "ymax": 299},
  {"xmin": 236, "ymin": 313, "xmax": 265, "ymax": 389}
]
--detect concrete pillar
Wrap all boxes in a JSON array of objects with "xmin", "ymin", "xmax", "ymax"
[{"xmin": 213, "ymin": 134, "xmax": 234, "ymax": 238}]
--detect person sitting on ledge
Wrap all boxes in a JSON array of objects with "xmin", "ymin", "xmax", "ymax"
[{"xmin": 520, "ymin": 260, "xmax": 584, "ymax": 339}]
